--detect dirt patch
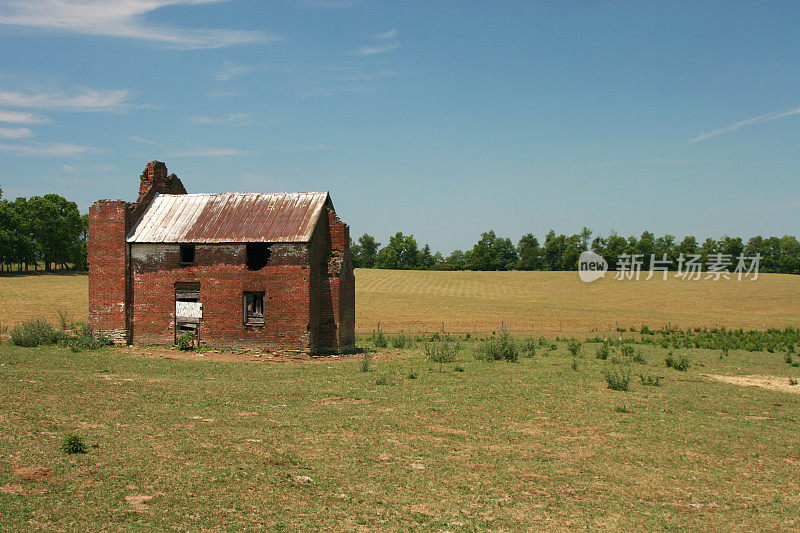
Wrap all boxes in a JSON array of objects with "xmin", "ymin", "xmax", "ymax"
[
  {"xmin": 125, "ymin": 494, "xmax": 153, "ymax": 511},
  {"xmin": 320, "ymin": 396, "xmax": 368, "ymax": 405},
  {"xmin": 703, "ymin": 374, "xmax": 800, "ymax": 395},
  {"xmin": 114, "ymin": 345, "xmax": 406, "ymax": 364},
  {"xmin": 13, "ymin": 466, "xmax": 52, "ymax": 481},
  {"xmin": 0, "ymin": 483, "xmax": 24, "ymax": 494}
]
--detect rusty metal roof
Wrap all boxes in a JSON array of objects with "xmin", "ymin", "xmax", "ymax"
[{"xmin": 127, "ymin": 192, "xmax": 331, "ymax": 243}]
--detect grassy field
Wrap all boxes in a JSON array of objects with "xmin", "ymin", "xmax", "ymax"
[
  {"xmin": 1, "ymin": 270, "xmax": 799, "ymax": 337},
  {"xmin": 2, "ymin": 271, "xmax": 800, "ymax": 529},
  {"xmin": 1, "ymin": 337, "xmax": 799, "ymax": 530}
]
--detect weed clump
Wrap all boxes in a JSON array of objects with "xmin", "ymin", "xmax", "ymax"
[
  {"xmin": 390, "ymin": 333, "xmax": 413, "ymax": 349},
  {"xmin": 665, "ymin": 351, "xmax": 690, "ymax": 371},
  {"xmin": 372, "ymin": 330, "xmax": 388, "ymax": 348},
  {"xmin": 519, "ymin": 338, "xmax": 537, "ymax": 358},
  {"xmin": 596, "ymin": 343, "xmax": 610, "ymax": 360},
  {"xmin": 603, "ymin": 365, "xmax": 632, "ymax": 391},
  {"xmin": 567, "ymin": 338, "xmax": 582, "ymax": 357},
  {"xmin": 176, "ymin": 333, "xmax": 195, "ymax": 351},
  {"xmin": 375, "ymin": 375, "xmax": 389, "ymax": 385},
  {"xmin": 360, "ymin": 354, "xmax": 372, "ymax": 372},
  {"xmin": 67, "ymin": 332, "xmax": 112, "ymax": 353},
  {"xmin": 61, "ymin": 434, "xmax": 87, "ymax": 455},
  {"xmin": 639, "ymin": 373, "xmax": 661, "ymax": 386},
  {"xmin": 475, "ymin": 330, "xmax": 518, "ymax": 362},
  {"xmin": 10, "ymin": 318, "xmax": 61, "ymax": 347},
  {"xmin": 426, "ymin": 338, "xmax": 461, "ymax": 370},
  {"xmin": 632, "ymin": 349, "xmax": 647, "ymax": 365}
]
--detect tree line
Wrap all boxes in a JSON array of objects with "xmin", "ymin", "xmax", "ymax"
[
  {"xmin": 1, "ymin": 185, "xmax": 797, "ymax": 276},
  {"xmin": 0, "ymin": 187, "xmax": 87, "ymax": 273},
  {"xmin": 351, "ymin": 228, "xmax": 800, "ymax": 274}
]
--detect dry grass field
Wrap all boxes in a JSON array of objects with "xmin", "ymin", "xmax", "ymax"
[
  {"xmin": 1, "ymin": 270, "xmax": 799, "ymax": 336},
  {"xmin": 356, "ymin": 269, "xmax": 800, "ymax": 335}
]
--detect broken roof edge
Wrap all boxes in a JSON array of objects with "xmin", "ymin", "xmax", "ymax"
[{"xmin": 126, "ymin": 191, "xmax": 333, "ymax": 244}]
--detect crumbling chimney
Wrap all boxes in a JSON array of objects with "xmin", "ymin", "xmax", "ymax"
[{"xmin": 137, "ymin": 161, "xmax": 187, "ymax": 203}]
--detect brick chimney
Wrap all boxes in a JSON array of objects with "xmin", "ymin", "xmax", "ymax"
[{"xmin": 137, "ymin": 161, "xmax": 186, "ymax": 203}]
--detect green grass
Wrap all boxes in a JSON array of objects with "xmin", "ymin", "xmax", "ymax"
[{"xmin": 1, "ymin": 340, "xmax": 799, "ymax": 530}]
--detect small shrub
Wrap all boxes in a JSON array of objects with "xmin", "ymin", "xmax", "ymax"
[
  {"xmin": 360, "ymin": 354, "xmax": 372, "ymax": 372},
  {"xmin": 453, "ymin": 365, "xmax": 465, "ymax": 372},
  {"xmin": 10, "ymin": 318, "xmax": 60, "ymax": 347},
  {"xmin": 475, "ymin": 330, "xmax": 518, "ymax": 362},
  {"xmin": 620, "ymin": 345, "xmax": 635, "ymax": 359},
  {"xmin": 614, "ymin": 404, "xmax": 631, "ymax": 413},
  {"xmin": 567, "ymin": 338, "xmax": 582, "ymax": 357},
  {"xmin": 596, "ymin": 343, "xmax": 610, "ymax": 360},
  {"xmin": 603, "ymin": 365, "xmax": 632, "ymax": 391},
  {"xmin": 391, "ymin": 332, "xmax": 413, "ymax": 349},
  {"xmin": 57, "ymin": 309, "xmax": 72, "ymax": 331},
  {"xmin": 665, "ymin": 351, "xmax": 690, "ymax": 371},
  {"xmin": 519, "ymin": 338, "xmax": 537, "ymax": 358},
  {"xmin": 426, "ymin": 339, "xmax": 461, "ymax": 370},
  {"xmin": 789, "ymin": 378, "xmax": 798, "ymax": 386},
  {"xmin": 176, "ymin": 333, "xmax": 195, "ymax": 351},
  {"xmin": 640, "ymin": 324, "xmax": 652, "ymax": 335},
  {"xmin": 67, "ymin": 332, "xmax": 112, "ymax": 353},
  {"xmin": 407, "ymin": 368, "xmax": 418, "ymax": 379},
  {"xmin": 373, "ymin": 330, "xmax": 388, "ymax": 348},
  {"xmin": 785, "ymin": 352, "xmax": 794, "ymax": 365},
  {"xmin": 639, "ymin": 373, "xmax": 661, "ymax": 386},
  {"xmin": 571, "ymin": 357, "xmax": 579, "ymax": 371},
  {"xmin": 61, "ymin": 434, "xmax": 87, "ymax": 455},
  {"xmin": 375, "ymin": 375, "xmax": 389, "ymax": 385},
  {"xmin": 632, "ymin": 349, "xmax": 647, "ymax": 365}
]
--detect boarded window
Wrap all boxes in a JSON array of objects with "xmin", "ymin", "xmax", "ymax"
[
  {"xmin": 243, "ymin": 292, "xmax": 265, "ymax": 325},
  {"xmin": 246, "ymin": 243, "xmax": 271, "ymax": 270},
  {"xmin": 179, "ymin": 244, "xmax": 195, "ymax": 265}
]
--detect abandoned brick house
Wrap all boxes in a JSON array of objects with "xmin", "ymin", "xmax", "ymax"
[{"xmin": 88, "ymin": 161, "xmax": 355, "ymax": 353}]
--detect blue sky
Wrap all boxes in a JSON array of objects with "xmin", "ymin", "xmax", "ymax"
[{"xmin": 0, "ymin": 1, "xmax": 798, "ymax": 252}]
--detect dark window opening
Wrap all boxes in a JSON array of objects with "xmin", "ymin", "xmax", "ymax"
[
  {"xmin": 244, "ymin": 292, "xmax": 265, "ymax": 325},
  {"xmin": 246, "ymin": 243, "xmax": 271, "ymax": 270},
  {"xmin": 180, "ymin": 244, "xmax": 196, "ymax": 265}
]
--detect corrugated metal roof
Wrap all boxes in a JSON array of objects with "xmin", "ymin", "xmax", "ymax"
[{"xmin": 127, "ymin": 192, "xmax": 330, "ymax": 243}]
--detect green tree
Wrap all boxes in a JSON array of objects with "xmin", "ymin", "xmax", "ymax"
[
  {"xmin": 516, "ymin": 233, "xmax": 542, "ymax": 270},
  {"xmin": 418, "ymin": 244, "xmax": 435, "ymax": 270},
  {"xmin": 376, "ymin": 232, "xmax": 419, "ymax": 270},
  {"xmin": 351, "ymin": 233, "xmax": 380, "ymax": 268},
  {"xmin": 466, "ymin": 230, "xmax": 518, "ymax": 271}
]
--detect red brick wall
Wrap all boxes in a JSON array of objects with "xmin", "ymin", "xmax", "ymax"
[
  {"xmin": 129, "ymin": 243, "xmax": 312, "ymax": 350},
  {"xmin": 88, "ymin": 200, "xmax": 130, "ymax": 343},
  {"xmin": 308, "ymin": 206, "xmax": 355, "ymax": 352}
]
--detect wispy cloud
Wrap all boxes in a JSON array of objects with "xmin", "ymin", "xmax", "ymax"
[
  {"xmin": 691, "ymin": 106, "xmax": 800, "ymax": 143},
  {"xmin": 0, "ymin": 142, "xmax": 100, "ymax": 156},
  {"xmin": 0, "ymin": 127, "xmax": 33, "ymax": 139},
  {"xmin": 191, "ymin": 113, "xmax": 253, "ymax": 126},
  {"xmin": 214, "ymin": 62, "xmax": 263, "ymax": 81},
  {"xmin": 0, "ymin": 110, "xmax": 51, "ymax": 124},
  {"xmin": 170, "ymin": 146, "xmax": 251, "ymax": 157},
  {"xmin": 61, "ymin": 163, "xmax": 118, "ymax": 173},
  {"xmin": 296, "ymin": 65, "xmax": 410, "ymax": 97},
  {"xmin": 283, "ymin": 144, "xmax": 334, "ymax": 152},
  {"xmin": 591, "ymin": 158, "xmax": 699, "ymax": 168},
  {"xmin": 299, "ymin": 0, "xmax": 359, "ymax": 7},
  {"xmin": 0, "ymin": 0, "xmax": 276, "ymax": 49},
  {"xmin": 0, "ymin": 88, "xmax": 130, "ymax": 111},
  {"xmin": 353, "ymin": 42, "xmax": 400, "ymax": 56},
  {"xmin": 130, "ymin": 135, "xmax": 161, "ymax": 146},
  {"xmin": 375, "ymin": 28, "xmax": 397, "ymax": 40}
]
